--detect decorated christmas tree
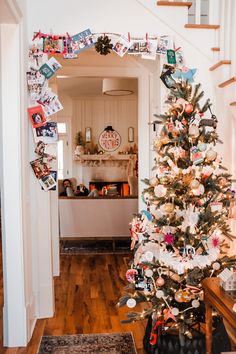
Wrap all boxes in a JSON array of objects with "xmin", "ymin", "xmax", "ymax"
[{"xmin": 118, "ymin": 72, "xmax": 236, "ymax": 348}]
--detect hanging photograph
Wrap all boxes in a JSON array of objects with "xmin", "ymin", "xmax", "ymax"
[
  {"xmin": 128, "ymin": 127, "xmax": 134, "ymax": 143},
  {"xmin": 85, "ymin": 127, "xmax": 92, "ymax": 143},
  {"xmin": 28, "ymin": 105, "xmax": 47, "ymax": 128}
]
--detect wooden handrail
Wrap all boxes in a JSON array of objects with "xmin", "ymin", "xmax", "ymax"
[
  {"xmin": 218, "ymin": 77, "xmax": 236, "ymax": 88},
  {"xmin": 184, "ymin": 24, "xmax": 220, "ymax": 29},
  {"xmin": 209, "ymin": 60, "xmax": 231, "ymax": 71},
  {"xmin": 157, "ymin": 1, "xmax": 192, "ymax": 8}
]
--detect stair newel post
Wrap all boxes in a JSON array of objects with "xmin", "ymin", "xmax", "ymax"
[
  {"xmin": 230, "ymin": 0, "xmax": 236, "ymax": 75},
  {"xmin": 195, "ymin": 0, "xmax": 201, "ymax": 24}
]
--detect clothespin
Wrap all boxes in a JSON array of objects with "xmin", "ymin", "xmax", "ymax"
[{"xmin": 32, "ymin": 30, "xmax": 41, "ymax": 41}]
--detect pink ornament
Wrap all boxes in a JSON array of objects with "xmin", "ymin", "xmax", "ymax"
[
  {"xmin": 211, "ymin": 236, "xmax": 220, "ymax": 248},
  {"xmin": 164, "ymin": 233, "xmax": 174, "ymax": 245},
  {"xmin": 185, "ymin": 104, "xmax": 193, "ymax": 114},
  {"xmin": 156, "ymin": 276, "xmax": 165, "ymax": 287}
]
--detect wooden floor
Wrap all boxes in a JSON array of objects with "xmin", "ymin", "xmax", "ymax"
[{"xmin": 1, "ymin": 254, "xmax": 147, "ymax": 354}]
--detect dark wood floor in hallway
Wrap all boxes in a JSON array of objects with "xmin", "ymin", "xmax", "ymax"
[{"xmin": 2, "ymin": 254, "xmax": 147, "ymax": 354}]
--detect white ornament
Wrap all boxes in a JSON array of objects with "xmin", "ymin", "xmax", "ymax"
[
  {"xmin": 197, "ymin": 143, "xmax": 207, "ymax": 152},
  {"xmin": 189, "ymin": 125, "xmax": 200, "ymax": 138},
  {"xmin": 212, "ymin": 262, "xmax": 221, "ymax": 270},
  {"xmin": 156, "ymin": 290, "xmax": 164, "ymax": 298},
  {"xmin": 210, "ymin": 202, "xmax": 223, "ymax": 213},
  {"xmin": 145, "ymin": 251, "xmax": 154, "ymax": 262},
  {"xmin": 192, "ymin": 183, "xmax": 205, "ymax": 196},
  {"xmin": 190, "ymin": 179, "xmax": 200, "ymax": 189},
  {"xmin": 145, "ymin": 269, "xmax": 154, "ymax": 277},
  {"xmin": 154, "ymin": 185, "xmax": 167, "ymax": 198},
  {"xmin": 181, "ymin": 205, "xmax": 199, "ymax": 234},
  {"xmin": 171, "ymin": 307, "xmax": 179, "ymax": 316},
  {"xmin": 126, "ymin": 298, "xmax": 137, "ymax": 308},
  {"xmin": 192, "ymin": 300, "xmax": 200, "ymax": 308}
]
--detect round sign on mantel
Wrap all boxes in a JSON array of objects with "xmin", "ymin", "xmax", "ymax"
[{"xmin": 98, "ymin": 127, "xmax": 121, "ymax": 152}]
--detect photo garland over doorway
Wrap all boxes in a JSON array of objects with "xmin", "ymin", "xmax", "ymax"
[{"xmin": 27, "ymin": 27, "xmax": 192, "ymax": 192}]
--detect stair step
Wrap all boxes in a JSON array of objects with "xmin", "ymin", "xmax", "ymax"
[
  {"xmin": 184, "ymin": 24, "xmax": 220, "ymax": 29},
  {"xmin": 218, "ymin": 77, "xmax": 236, "ymax": 88},
  {"xmin": 211, "ymin": 47, "xmax": 220, "ymax": 52},
  {"xmin": 209, "ymin": 60, "xmax": 231, "ymax": 71},
  {"xmin": 157, "ymin": 1, "xmax": 192, "ymax": 8},
  {"xmin": 230, "ymin": 102, "xmax": 236, "ymax": 106}
]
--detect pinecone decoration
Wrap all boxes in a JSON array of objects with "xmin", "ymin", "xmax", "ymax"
[{"xmin": 95, "ymin": 35, "xmax": 113, "ymax": 55}]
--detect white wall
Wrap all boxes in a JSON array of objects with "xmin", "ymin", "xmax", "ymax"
[
  {"xmin": 0, "ymin": 0, "xmax": 39, "ymax": 346},
  {"xmin": 71, "ymin": 95, "xmax": 138, "ymax": 187}
]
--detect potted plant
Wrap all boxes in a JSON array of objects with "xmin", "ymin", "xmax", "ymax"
[{"xmin": 74, "ymin": 131, "xmax": 85, "ymax": 156}]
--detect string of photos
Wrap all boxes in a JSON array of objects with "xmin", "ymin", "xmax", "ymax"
[
  {"xmin": 26, "ymin": 28, "xmax": 183, "ymax": 191},
  {"xmin": 27, "ymin": 27, "xmax": 198, "ymax": 192}
]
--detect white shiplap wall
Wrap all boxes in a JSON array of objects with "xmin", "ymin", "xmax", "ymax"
[{"xmin": 72, "ymin": 95, "xmax": 138, "ymax": 186}]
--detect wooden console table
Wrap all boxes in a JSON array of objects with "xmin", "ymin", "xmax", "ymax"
[{"xmin": 202, "ymin": 277, "xmax": 236, "ymax": 354}]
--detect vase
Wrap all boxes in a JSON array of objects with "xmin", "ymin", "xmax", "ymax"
[{"xmin": 75, "ymin": 145, "xmax": 85, "ymax": 156}]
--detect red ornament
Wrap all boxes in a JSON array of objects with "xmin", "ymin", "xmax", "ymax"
[
  {"xmin": 185, "ymin": 104, "xmax": 193, "ymax": 114},
  {"xmin": 125, "ymin": 269, "xmax": 138, "ymax": 283}
]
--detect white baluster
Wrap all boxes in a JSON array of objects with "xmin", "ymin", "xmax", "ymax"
[
  {"xmin": 208, "ymin": 0, "xmax": 220, "ymax": 25},
  {"xmin": 230, "ymin": 0, "xmax": 236, "ymax": 75},
  {"xmin": 195, "ymin": 0, "xmax": 201, "ymax": 24},
  {"xmin": 224, "ymin": 0, "xmax": 231, "ymax": 59},
  {"xmin": 219, "ymin": 0, "xmax": 226, "ymax": 59}
]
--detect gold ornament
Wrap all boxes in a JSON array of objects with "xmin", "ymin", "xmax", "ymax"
[
  {"xmin": 218, "ymin": 177, "xmax": 227, "ymax": 187},
  {"xmin": 182, "ymin": 173, "xmax": 193, "ymax": 185},
  {"xmin": 159, "ymin": 176, "xmax": 169, "ymax": 185},
  {"xmin": 164, "ymin": 203, "xmax": 175, "ymax": 213},
  {"xmin": 150, "ymin": 177, "xmax": 158, "ymax": 187},
  {"xmin": 175, "ymin": 290, "xmax": 192, "ymax": 303}
]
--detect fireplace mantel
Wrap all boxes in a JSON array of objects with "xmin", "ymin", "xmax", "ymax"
[{"xmin": 74, "ymin": 153, "xmax": 136, "ymax": 162}]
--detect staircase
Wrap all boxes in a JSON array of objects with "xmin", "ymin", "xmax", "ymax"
[
  {"xmin": 155, "ymin": 0, "xmax": 236, "ymax": 107},
  {"xmin": 137, "ymin": 0, "xmax": 236, "ymax": 177}
]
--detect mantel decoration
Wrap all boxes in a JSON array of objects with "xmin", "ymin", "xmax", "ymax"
[
  {"xmin": 74, "ymin": 131, "xmax": 85, "ymax": 156},
  {"xmin": 98, "ymin": 126, "xmax": 121, "ymax": 152}
]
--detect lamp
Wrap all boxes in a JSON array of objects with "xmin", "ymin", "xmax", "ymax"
[{"xmin": 102, "ymin": 78, "xmax": 136, "ymax": 96}]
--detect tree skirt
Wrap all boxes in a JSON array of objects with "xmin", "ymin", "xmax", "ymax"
[{"xmin": 38, "ymin": 332, "xmax": 137, "ymax": 354}]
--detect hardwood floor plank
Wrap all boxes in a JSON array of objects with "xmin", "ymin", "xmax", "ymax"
[{"xmin": 1, "ymin": 253, "xmax": 146, "ymax": 353}]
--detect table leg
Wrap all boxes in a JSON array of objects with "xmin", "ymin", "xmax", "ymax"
[{"xmin": 205, "ymin": 301, "xmax": 213, "ymax": 354}]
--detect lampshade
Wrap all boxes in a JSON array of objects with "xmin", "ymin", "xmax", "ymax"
[{"xmin": 102, "ymin": 78, "xmax": 136, "ymax": 96}]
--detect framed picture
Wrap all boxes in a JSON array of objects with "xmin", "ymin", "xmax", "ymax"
[
  {"xmin": 128, "ymin": 127, "xmax": 134, "ymax": 143},
  {"xmin": 85, "ymin": 127, "xmax": 91, "ymax": 143}
]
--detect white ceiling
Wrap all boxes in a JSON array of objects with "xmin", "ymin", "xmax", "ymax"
[
  {"xmin": 57, "ymin": 77, "xmax": 104, "ymax": 97},
  {"xmin": 57, "ymin": 77, "xmax": 138, "ymax": 97}
]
